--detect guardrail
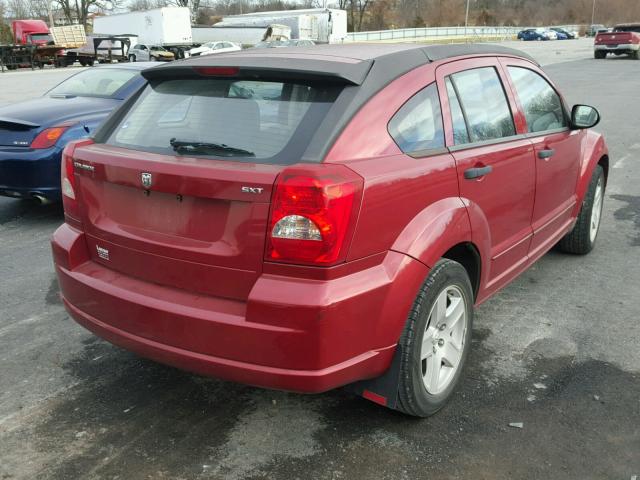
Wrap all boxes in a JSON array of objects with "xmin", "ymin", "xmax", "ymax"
[{"xmin": 345, "ymin": 25, "xmax": 583, "ymax": 43}]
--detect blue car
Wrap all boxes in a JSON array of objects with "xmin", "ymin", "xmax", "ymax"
[
  {"xmin": 517, "ymin": 28, "xmax": 555, "ymax": 41},
  {"xmin": 551, "ymin": 27, "xmax": 577, "ymax": 39},
  {"xmin": 0, "ymin": 63, "xmax": 153, "ymax": 203}
]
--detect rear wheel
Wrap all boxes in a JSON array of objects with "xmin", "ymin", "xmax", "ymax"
[
  {"xmin": 594, "ymin": 50, "xmax": 606, "ymax": 59},
  {"xmin": 396, "ymin": 259, "xmax": 474, "ymax": 417},
  {"xmin": 558, "ymin": 165, "xmax": 605, "ymax": 254},
  {"xmin": 633, "ymin": 49, "xmax": 640, "ymax": 60},
  {"xmin": 128, "ymin": 54, "xmax": 136, "ymax": 63}
]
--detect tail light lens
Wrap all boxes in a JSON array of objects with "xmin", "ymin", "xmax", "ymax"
[
  {"xmin": 61, "ymin": 138, "xmax": 94, "ymax": 225},
  {"xmin": 31, "ymin": 126, "xmax": 70, "ymax": 149},
  {"xmin": 266, "ymin": 164, "xmax": 363, "ymax": 266}
]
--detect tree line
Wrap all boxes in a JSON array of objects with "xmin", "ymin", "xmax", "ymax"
[{"xmin": 1, "ymin": 0, "xmax": 639, "ymax": 42}]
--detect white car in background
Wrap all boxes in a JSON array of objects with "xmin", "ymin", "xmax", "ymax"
[{"xmin": 188, "ymin": 41, "xmax": 242, "ymax": 57}]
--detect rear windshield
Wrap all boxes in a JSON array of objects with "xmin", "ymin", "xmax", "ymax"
[
  {"xmin": 106, "ymin": 78, "xmax": 340, "ymax": 163},
  {"xmin": 614, "ymin": 26, "xmax": 640, "ymax": 32}
]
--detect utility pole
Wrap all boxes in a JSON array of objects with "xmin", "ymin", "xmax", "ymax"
[
  {"xmin": 464, "ymin": 0, "xmax": 470, "ymax": 38},
  {"xmin": 591, "ymin": 0, "xmax": 596, "ymax": 26},
  {"xmin": 48, "ymin": 0, "xmax": 55, "ymax": 26}
]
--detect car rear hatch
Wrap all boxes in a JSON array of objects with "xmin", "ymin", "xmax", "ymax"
[
  {"xmin": 73, "ymin": 143, "xmax": 279, "ymax": 301},
  {"xmin": 0, "ymin": 118, "xmax": 40, "ymax": 146},
  {"xmin": 71, "ymin": 62, "xmax": 355, "ymax": 301}
]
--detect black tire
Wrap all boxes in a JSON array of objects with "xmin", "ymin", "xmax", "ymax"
[
  {"xmin": 558, "ymin": 165, "xmax": 605, "ymax": 255},
  {"xmin": 594, "ymin": 50, "xmax": 606, "ymax": 59},
  {"xmin": 396, "ymin": 259, "xmax": 474, "ymax": 417},
  {"xmin": 633, "ymin": 49, "xmax": 640, "ymax": 60},
  {"xmin": 128, "ymin": 55, "xmax": 136, "ymax": 63}
]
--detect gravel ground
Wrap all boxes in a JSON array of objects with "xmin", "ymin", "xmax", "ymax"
[{"xmin": 1, "ymin": 39, "xmax": 639, "ymax": 480}]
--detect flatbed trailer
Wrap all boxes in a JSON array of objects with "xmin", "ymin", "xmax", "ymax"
[
  {"xmin": 0, "ymin": 44, "xmax": 61, "ymax": 70},
  {"xmin": 63, "ymin": 35, "xmax": 133, "ymax": 66}
]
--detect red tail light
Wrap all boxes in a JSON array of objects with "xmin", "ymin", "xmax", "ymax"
[
  {"xmin": 31, "ymin": 126, "xmax": 70, "ymax": 149},
  {"xmin": 61, "ymin": 138, "xmax": 94, "ymax": 225},
  {"xmin": 194, "ymin": 66, "xmax": 239, "ymax": 76},
  {"xmin": 266, "ymin": 164, "xmax": 363, "ymax": 266}
]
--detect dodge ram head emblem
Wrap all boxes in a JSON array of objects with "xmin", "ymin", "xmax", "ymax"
[{"xmin": 141, "ymin": 172, "xmax": 152, "ymax": 188}]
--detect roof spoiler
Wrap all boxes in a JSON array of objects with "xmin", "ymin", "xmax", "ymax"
[
  {"xmin": 141, "ymin": 56, "xmax": 374, "ymax": 85},
  {"xmin": 0, "ymin": 117, "xmax": 40, "ymax": 129}
]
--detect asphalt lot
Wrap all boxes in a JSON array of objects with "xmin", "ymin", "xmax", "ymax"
[{"xmin": 1, "ymin": 39, "xmax": 639, "ymax": 479}]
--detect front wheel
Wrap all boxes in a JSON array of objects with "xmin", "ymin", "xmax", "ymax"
[
  {"xmin": 558, "ymin": 165, "xmax": 605, "ymax": 254},
  {"xmin": 396, "ymin": 259, "xmax": 474, "ymax": 417}
]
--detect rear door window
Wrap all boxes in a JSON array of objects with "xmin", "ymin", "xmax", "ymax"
[
  {"xmin": 106, "ymin": 78, "xmax": 340, "ymax": 163},
  {"xmin": 507, "ymin": 67, "xmax": 567, "ymax": 133},
  {"xmin": 387, "ymin": 82, "xmax": 444, "ymax": 155},
  {"xmin": 448, "ymin": 67, "xmax": 516, "ymax": 143}
]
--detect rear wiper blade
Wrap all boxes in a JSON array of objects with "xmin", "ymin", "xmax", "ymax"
[{"xmin": 169, "ymin": 138, "xmax": 255, "ymax": 157}]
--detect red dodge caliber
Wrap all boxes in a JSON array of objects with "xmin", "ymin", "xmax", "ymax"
[{"xmin": 52, "ymin": 44, "xmax": 608, "ymax": 417}]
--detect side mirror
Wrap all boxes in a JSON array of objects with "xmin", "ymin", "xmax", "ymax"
[{"xmin": 571, "ymin": 104, "xmax": 600, "ymax": 129}]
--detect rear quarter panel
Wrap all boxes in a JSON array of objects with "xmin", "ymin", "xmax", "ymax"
[{"xmin": 325, "ymin": 62, "xmax": 468, "ymax": 268}]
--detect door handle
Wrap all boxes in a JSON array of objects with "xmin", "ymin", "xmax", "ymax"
[
  {"xmin": 464, "ymin": 165, "xmax": 493, "ymax": 180},
  {"xmin": 538, "ymin": 149, "xmax": 555, "ymax": 159}
]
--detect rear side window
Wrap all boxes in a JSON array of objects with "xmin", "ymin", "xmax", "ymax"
[
  {"xmin": 507, "ymin": 67, "xmax": 567, "ymax": 133},
  {"xmin": 449, "ymin": 67, "xmax": 516, "ymax": 143},
  {"xmin": 106, "ymin": 78, "xmax": 339, "ymax": 163},
  {"xmin": 388, "ymin": 83, "xmax": 444, "ymax": 154}
]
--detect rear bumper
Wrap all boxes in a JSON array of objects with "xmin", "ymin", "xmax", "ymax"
[
  {"xmin": 595, "ymin": 43, "xmax": 640, "ymax": 51},
  {"xmin": 0, "ymin": 146, "xmax": 62, "ymax": 200},
  {"xmin": 52, "ymin": 223, "xmax": 429, "ymax": 393}
]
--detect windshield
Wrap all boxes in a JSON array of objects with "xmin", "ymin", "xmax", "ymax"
[
  {"xmin": 30, "ymin": 33, "xmax": 51, "ymax": 43},
  {"xmin": 150, "ymin": 46, "xmax": 166, "ymax": 51},
  {"xmin": 48, "ymin": 68, "xmax": 138, "ymax": 98},
  {"xmin": 106, "ymin": 78, "xmax": 340, "ymax": 163}
]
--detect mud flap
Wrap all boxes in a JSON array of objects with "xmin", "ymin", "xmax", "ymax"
[{"xmin": 343, "ymin": 344, "xmax": 403, "ymax": 411}]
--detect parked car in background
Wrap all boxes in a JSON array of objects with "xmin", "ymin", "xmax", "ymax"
[
  {"xmin": 0, "ymin": 63, "xmax": 151, "ymax": 203},
  {"xmin": 53, "ymin": 44, "xmax": 607, "ymax": 417},
  {"xmin": 594, "ymin": 23, "xmax": 640, "ymax": 59},
  {"xmin": 128, "ymin": 44, "xmax": 174, "ymax": 62},
  {"xmin": 587, "ymin": 24, "xmax": 607, "ymax": 36},
  {"xmin": 188, "ymin": 41, "xmax": 241, "ymax": 57},
  {"xmin": 517, "ymin": 28, "xmax": 556, "ymax": 41},
  {"xmin": 550, "ymin": 27, "xmax": 577, "ymax": 39}
]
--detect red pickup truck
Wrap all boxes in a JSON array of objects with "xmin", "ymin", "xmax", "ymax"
[{"xmin": 594, "ymin": 23, "xmax": 640, "ymax": 59}]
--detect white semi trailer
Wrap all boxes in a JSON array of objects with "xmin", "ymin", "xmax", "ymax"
[
  {"xmin": 216, "ymin": 9, "xmax": 347, "ymax": 44},
  {"xmin": 93, "ymin": 7, "xmax": 193, "ymax": 58},
  {"xmin": 192, "ymin": 24, "xmax": 291, "ymax": 47}
]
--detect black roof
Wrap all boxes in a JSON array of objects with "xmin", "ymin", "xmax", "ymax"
[
  {"xmin": 142, "ymin": 43, "xmax": 537, "ymax": 85},
  {"xmin": 135, "ymin": 43, "xmax": 537, "ymax": 163}
]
